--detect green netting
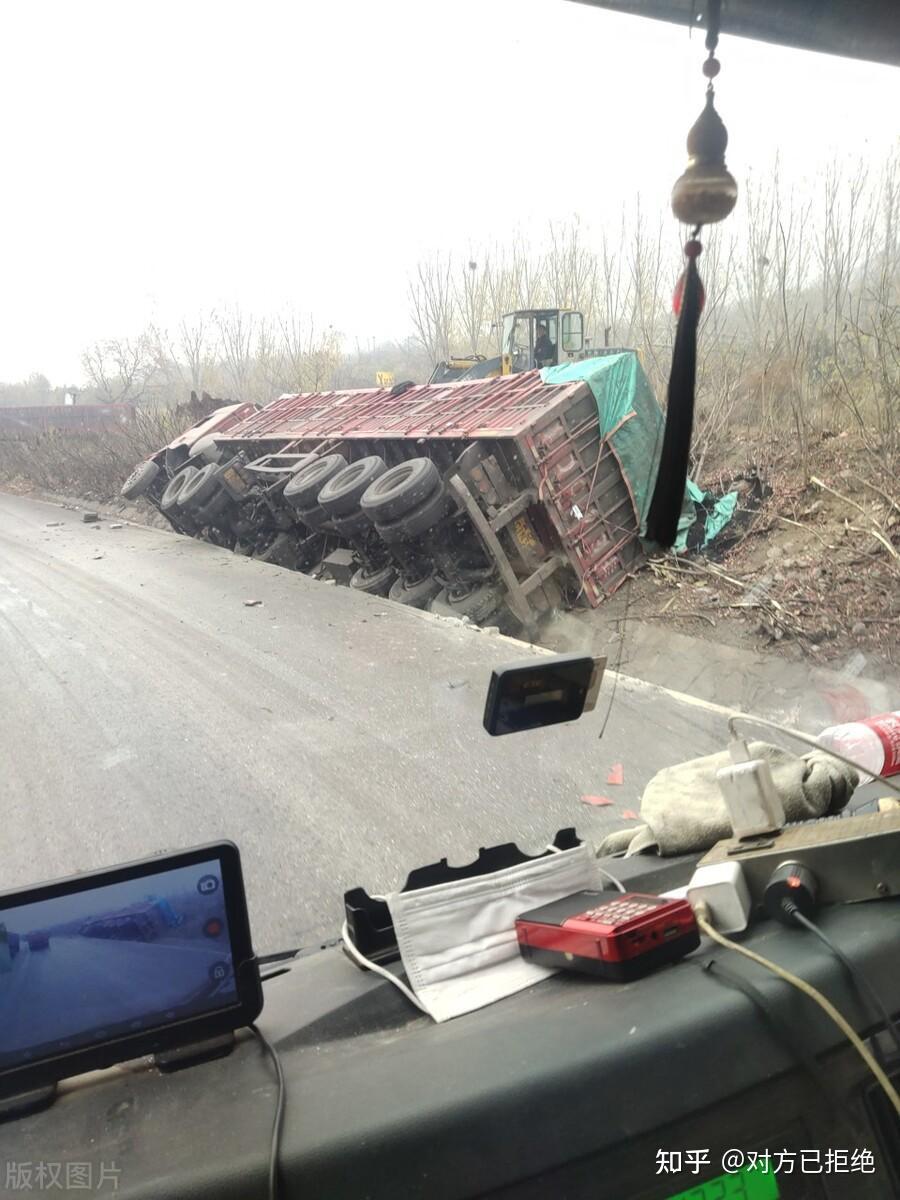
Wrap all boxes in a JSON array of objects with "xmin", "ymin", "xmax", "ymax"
[{"xmin": 541, "ymin": 354, "xmax": 736, "ymax": 551}]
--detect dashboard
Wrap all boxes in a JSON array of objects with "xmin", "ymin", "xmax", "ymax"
[{"xmin": 6, "ymin": 851, "xmax": 899, "ymax": 1200}]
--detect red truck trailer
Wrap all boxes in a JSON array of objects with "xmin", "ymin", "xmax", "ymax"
[{"xmin": 122, "ymin": 356, "xmax": 662, "ymax": 630}]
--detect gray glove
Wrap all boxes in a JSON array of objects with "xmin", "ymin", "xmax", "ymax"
[{"xmin": 598, "ymin": 741, "xmax": 858, "ymax": 857}]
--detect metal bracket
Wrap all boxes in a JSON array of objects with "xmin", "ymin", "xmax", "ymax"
[
  {"xmin": 489, "ymin": 489, "xmax": 537, "ymax": 533},
  {"xmin": 447, "ymin": 474, "xmax": 535, "ymax": 629}
]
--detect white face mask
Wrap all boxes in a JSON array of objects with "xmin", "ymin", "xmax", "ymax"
[{"xmin": 343, "ymin": 844, "xmax": 598, "ymax": 1022}]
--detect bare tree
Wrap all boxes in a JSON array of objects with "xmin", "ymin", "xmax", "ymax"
[
  {"xmin": 408, "ymin": 255, "xmax": 456, "ymax": 366},
  {"xmin": 81, "ymin": 335, "xmax": 155, "ymax": 404},
  {"xmin": 277, "ymin": 312, "xmax": 341, "ymax": 392},
  {"xmin": 215, "ymin": 306, "xmax": 255, "ymax": 401},
  {"xmin": 178, "ymin": 313, "xmax": 216, "ymax": 396},
  {"xmin": 545, "ymin": 218, "xmax": 598, "ymax": 330},
  {"xmin": 456, "ymin": 259, "xmax": 490, "ymax": 355}
]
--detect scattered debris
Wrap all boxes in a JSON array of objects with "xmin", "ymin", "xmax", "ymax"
[
  {"xmin": 92, "ymin": 554, "xmax": 104, "ymax": 561},
  {"xmin": 243, "ymin": 599, "xmax": 263, "ymax": 607},
  {"xmin": 580, "ymin": 795, "xmax": 613, "ymax": 807},
  {"xmin": 45, "ymin": 522, "xmax": 63, "ymax": 527},
  {"xmin": 606, "ymin": 763, "xmax": 625, "ymax": 786},
  {"xmin": 110, "ymin": 523, "xmax": 124, "ymax": 529},
  {"xmin": 447, "ymin": 680, "xmax": 468, "ymax": 690},
  {"xmin": 621, "ymin": 809, "xmax": 640, "ymax": 820},
  {"xmin": 82, "ymin": 512, "xmax": 100, "ymax": 523}
]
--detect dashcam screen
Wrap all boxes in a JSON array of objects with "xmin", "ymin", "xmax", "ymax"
[{"xmin": 0, "ymin": 860, "xmax": 237, "ymax": 1070}]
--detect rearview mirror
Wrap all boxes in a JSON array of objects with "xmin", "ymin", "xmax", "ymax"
[{"xmin": 483, "ymin": 653, "xmax": 606, "ymax": 736}]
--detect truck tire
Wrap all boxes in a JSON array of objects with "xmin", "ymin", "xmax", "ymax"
[
  {"xmin": 178, "ymin": 462, "xmax": 222, "ymax": 510},
  {"xmin": 395, "ymin": 485, "xmax": 450, "ymax": 538},
  {"xmin": 193, "ymin": 488, "xmax": 231, "ymax": 525},
  {"xmin": 429, "ymin": 582, "xmax": 503, "ymax": 623},
  {"xmin": 389, "ymin": 573, "xmax": 440, "ymax": 609},
  {"xmin": 318, "ymin": 456, "xmax": 386, "ymax": 517},
  {"xmin": 283, "ymin": 454, "xmax": 347, "ymax": 510},
  {"xmin": 331, "ymin": 509, "xmax": 372, "ymax": 539},
  {"xmin": 255, "ymin": 532, "xmax": 300, "ymax": 568},
  {"xmin": 121, "ymin": 460, "xmax": 159, "ymax": 501},
  {"xmin": 371, "ymin": 517, "xmax": 409, "ymax": 546},
  {"xmin": 192, "ymin": 435, "xmax": 223, "ymax": 464},
  {"xmin": 294, "ymin": 502, "xmax": 331, "ymax": 532},
  {"xmin": 160, "ymin": 467, "xmax": 199, "ymax": 513},
  {"xmin": 349, "ymin": 563, "xmax": 396, "ymax": 596},
  {"xmin": 360, "ymin": 458, "xmax": 440, "ymax": 522}
]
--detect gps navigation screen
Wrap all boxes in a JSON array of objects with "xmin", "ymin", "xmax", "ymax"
[{"xmin": 0, "ymin": 860, "xmax": 237, "ymax": 1070}]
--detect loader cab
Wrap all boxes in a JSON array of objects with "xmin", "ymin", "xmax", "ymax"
[{"xmin": 500, "ymin": 308, "xmax": 584, "ymax": 374}]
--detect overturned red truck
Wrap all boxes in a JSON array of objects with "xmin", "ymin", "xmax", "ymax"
[{"xmin": 121, "ymin": 355, "xmax": 664, "ymax": 631}]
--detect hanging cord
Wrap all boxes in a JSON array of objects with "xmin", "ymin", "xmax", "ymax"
[
  {"xmin": 250, "ymin": 1024, "xmax": 286, "ymax": 1200},
  {"xmin": 646, "ymin": 0, "xmax": 731, "ymax": 547},
  {"xmin": 645, "ymin": 232, "xmax": 704, "ymax": 547}
]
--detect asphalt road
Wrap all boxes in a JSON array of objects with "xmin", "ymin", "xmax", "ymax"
[
  {"xmin": 0, "ymin": 492, "xmax": 732, "ymax": 952},
  {"xmin": 0, "ymin": 935, "xmax": 228, "ymax": 1057}
]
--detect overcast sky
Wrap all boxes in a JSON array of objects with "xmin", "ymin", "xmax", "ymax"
[{"xmin": 1, "ymin": 0, "xmax": 898, "ymax": 385}]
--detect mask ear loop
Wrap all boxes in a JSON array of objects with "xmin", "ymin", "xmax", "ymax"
[{"xmin": 341, "ymin": 920, "xmax": 429, "ymax": 1014}]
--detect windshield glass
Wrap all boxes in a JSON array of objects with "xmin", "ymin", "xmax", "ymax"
[{"xmin": 0, "ymin": 0, "xmax": 898, "ymax": 968}]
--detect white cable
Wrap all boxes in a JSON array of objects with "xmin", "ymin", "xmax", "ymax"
[
  {"xmin": 695, "ymin": 909, "xmax": 900, "ymax": 1119},
  {"xmin": 340, "ymin": 920, "xmax": 428, "ymax": 1014},
  {"xmin": 726, "ymin": 713, "xmax": 900, "ymax": 796},
  {"xmin": 597, "ymin": 865, "xmax": 627, "ymax": 893}
]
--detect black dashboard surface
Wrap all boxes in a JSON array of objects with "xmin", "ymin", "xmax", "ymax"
[{"xmin": 7, "ymin": 888, "xmax": 899, "ymax": 1200}]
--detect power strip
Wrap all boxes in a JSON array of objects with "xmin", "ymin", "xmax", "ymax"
[{"xmin": 697, "ymin": 810, "xmax": 900, "ymax": 906}]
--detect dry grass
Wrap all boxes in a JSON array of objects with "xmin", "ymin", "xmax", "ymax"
[{"xmin": 0, "ymin": 399, "xmax": 212, "ymax": 502}]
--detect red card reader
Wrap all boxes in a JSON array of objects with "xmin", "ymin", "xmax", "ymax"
[{"xmin": 516, "ymin": 890, "xmax": 700, "ymax": 981}]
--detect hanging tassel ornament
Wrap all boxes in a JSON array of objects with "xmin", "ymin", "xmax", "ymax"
[{"xmin": 645, "ymin": 0, "xmax": 737, "ymax": 548}]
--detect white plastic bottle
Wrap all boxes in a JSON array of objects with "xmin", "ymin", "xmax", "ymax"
[{"xmin": 818, "ymin": 710, "xmax": 900, "ymax": 782}]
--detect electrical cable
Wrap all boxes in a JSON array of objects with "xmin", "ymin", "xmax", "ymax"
[
  {"xmin": 692, "ymin": 907, "xmax": 900, "ymax": 1119},
  {"xmin": 340, "ymin": 920, "xmax": 428, "ymax": 1014},
  {"xmin": 786, "ymin": 907, "xmax": 900, "ymax": 1055},
  {"xmin": 596, "ymin": 865, "xmax": 627, "ymax": 893},
  {"xmin": 699, "ymin": 959, "xmax": 846, "ymax": 1122},
  {"xmin": 250, "ymin": 1023, "xmax": 286, "ymax": 1200},
  {"xmin": 726, "ymin": 712, "xmax": 900, "ymax": 796}
]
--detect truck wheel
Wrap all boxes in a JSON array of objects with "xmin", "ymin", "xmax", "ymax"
[
  {"xmin": 294, "ymin": 503, "xmax": 331, "ymax": 532},
  {"xmin": 193, "ymin": 488, "xmax": 230, "ymax": 525},
  {"xmin": 349, "ymin": 563, "xmax": 396, "ymax": 596},
  {"xmin": 360, "ymin": 458, "xmax": 440, "ymax": 522},
  {"xmin": 389, "ymin": 573, "xmax": 440, "ymax": 609},
  {"xmin": 160, "ymin": 467, "xmax": 199, "ymax": 512},
  {"xmin": 283, "ymin": 454, "xmax": 347, "ymax": 510},
  {"xmin": 178, "ymin": 462, "xmax": 222, "ymax": 510},
  {"xmin": 396, "ymin": 485, "xmax": 450, "ymax": 537},
  {"xmin": 318, "ymin": 456, "xmax": 386, "ymax": 517},
  {"xmin": 192, "ymin": 435, "xmax": 223, "ymax": 464},
  {"xmin": 255, "ymin": 532, "xmax": 300, "ymax": 568},
  {"xmin": 429, "ymin": 582, "xmax": 503, "ymax": 622},
  {"xmin": 331, "ymin": 509, "xmax": 372, "ymax": 539},
  {"xmin": 121, "ymin": 460, "xmax": 159, "ymax": 501},
  {"xmin": 371, "ymin": 517, "xmax": 409, "ymax": 546}
]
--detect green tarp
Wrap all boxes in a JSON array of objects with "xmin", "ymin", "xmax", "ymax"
[{"xmin": 541, "ymin": 354, "xmax": 737, "ymax": 552}]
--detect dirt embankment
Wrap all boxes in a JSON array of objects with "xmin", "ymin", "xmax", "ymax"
[{"xmin": 597, "ymin": 432, "xmax": 900, "ymax": 680}]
